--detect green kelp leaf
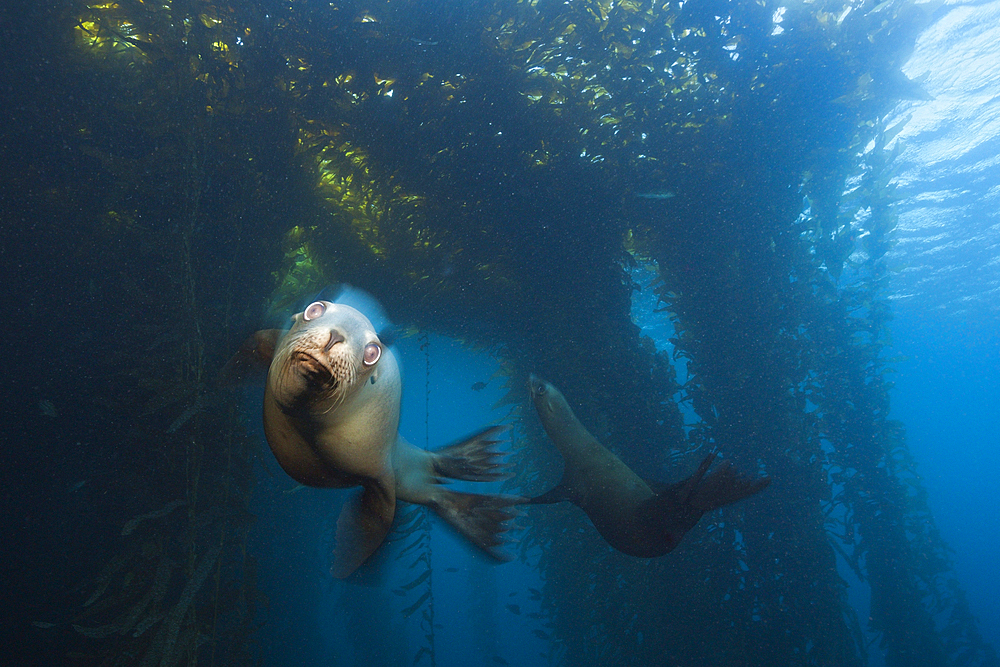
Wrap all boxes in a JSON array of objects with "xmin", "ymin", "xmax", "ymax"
[
  {"xmin": 401, "ymin": 590, "xmax": 431, "ymax": 618},
  {"xmin": 882, "ymin": 113, "xmax": 911, "ymax": 145},
  {"xmin": 828, "ymin": 535, "xmax": 864, "ymax": 582},
  {"xmin": 396, "ymin": 534, "xmax": 426, "ymax": 560},
  {"xmin": 166, "ymin": 393, "xmax": 205, "ymax": 433},
  {"xmin": 73, "ymin": 622, "xmax": 120, "ymax": 639},
  {"xmin": 396, "ymin": 569, "xmax": 431, "ymax": 594},
  {"xmin": 159, "ymin": 541, "xmax": 223, "ymax": 667},
  {"xmin": 121, "ymin": 500, "xmax": 186, "ymax": 536},
  {"xmin": 83, "ymin": 552, "xmax": 130, "ymax": 607},
  {"xmin": 141, "ymin": 382, "xmax": 198, "ymax": 416},
  {"xmin": 408, "ymin": 550, "xmax": 430, "ymax": 569},
  {"xmin": 491, "ymin": 386, "xmax": 523, "ymax": 410},
  {"xmin": 131, "ymin": 611, "xmax": 166, "ymax": 639},
  {"xmin": 393, "ymin": 507, "xmax": 424, "ymax": 536}
]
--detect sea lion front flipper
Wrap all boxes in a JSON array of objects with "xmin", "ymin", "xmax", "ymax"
[
  {"xmin": 673, "ymin": 454, "xmax": 716, "ymax": 504},
  {"xmin": 687, "ymin": 459, "xmax": 771, "ymax": 513},
  {"xmin": 430, "ymin": 491, "xmax": 524, "ymax": 559},
  {"xmin": 218, "ymin": 329, "xmax": 284, "ymax": 385},
  {"xmin": 642, "ymin": 456, "xmax": 770, "ymax": 556},
  {"xmin": 331, "ymin": 479, "xmax": 396, "ymax": 579}
]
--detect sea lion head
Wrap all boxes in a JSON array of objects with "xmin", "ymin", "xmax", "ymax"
[
  {"xmin": 268, "ymin": 301, "xmax": 386, "ymax": 414},
  {"xmin": 529, "ymin": 374, "xmax": 573, "ymax": 428}
]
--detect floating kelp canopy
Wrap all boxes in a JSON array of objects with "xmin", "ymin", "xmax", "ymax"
[{"xmin": 5, "ymin": 0, "xmax": 996, "ymax": 664}]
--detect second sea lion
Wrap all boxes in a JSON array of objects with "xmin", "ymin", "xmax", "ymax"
[{"xmin": 528, "ymin": 375, "xmax": 770, "ymax": 557}]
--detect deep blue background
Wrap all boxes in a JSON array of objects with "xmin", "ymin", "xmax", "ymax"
[{"xmin": 889, "ymin": 309, "xmax": 1000, "ymax": 650}]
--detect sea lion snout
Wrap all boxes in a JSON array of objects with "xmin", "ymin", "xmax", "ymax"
[
  {"xmin": 291, "ymin": 350, "xmax": 335, "ymax": 385},
  {"xmin": 529, "ymin": 375, "xmax": 566, "ymax": 420},
  {"xmin": 324, "ymin": 330, "xmax": 346, "ymax": 351}
]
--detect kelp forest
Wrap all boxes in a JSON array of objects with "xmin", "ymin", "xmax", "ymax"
[{"xmin": 2, "ymin": 0, "xmax": 996, "ymax": 665}]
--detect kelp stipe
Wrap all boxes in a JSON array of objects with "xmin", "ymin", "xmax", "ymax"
[{"xmin": 394, "ymin": 331, "xmax": 438, "ymax": 667}]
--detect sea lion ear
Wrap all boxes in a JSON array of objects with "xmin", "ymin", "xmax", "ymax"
[
  {"xmin": 377, "ymin": 326, "xmax": 397, "ymax": 347},
  {"xmin": 218, "ymin": 329, "xmax": 283, "ymax": 386}
]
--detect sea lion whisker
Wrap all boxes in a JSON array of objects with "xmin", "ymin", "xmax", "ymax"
[
  {"xmin": 318, "ymin": 380, "xmax": 349, "ymax": 415},
  {"xmin": 318, "ymin": 396, "xmax": 339, "ymax": 415}
]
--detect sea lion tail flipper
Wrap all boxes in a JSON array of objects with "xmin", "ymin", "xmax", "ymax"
[
  {"xmin": 687, "ymin": 459, "xmax": 771, "ymax": 513},
  {"xmin": 218, "ymin": 329, "xmax": 283, "ymax": 386},
  {"xmin": 433, "ymin": 425, "xmax": 513, "ymax": 482},
  {"xmin": 430, "ymin": 491, "xmax": 525, "ymax": 559},
  {"xmin": 331, "ymin": 481, "xmax": 396, "ymax": 579}
]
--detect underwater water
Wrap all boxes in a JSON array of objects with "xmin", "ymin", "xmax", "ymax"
[
  {"xmin": 885, "ymin": 0, "xmax": 1000, "ymax": 651},
  {"xmin": 890, "ymin": 310, "xmax": 1000, "ymax": 653},
  {"xmin": 2, "ymin": 0, "xmax": 999, "ymax": 665}
]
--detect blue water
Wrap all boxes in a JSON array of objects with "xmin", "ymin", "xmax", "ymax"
[
  {"xmin": 885, "ymin": 0, "xmax": 1000, "ymax": 650},
  {"xmin": 889, "ymin": 312, "xmax": 1000, "ymax": 650}
]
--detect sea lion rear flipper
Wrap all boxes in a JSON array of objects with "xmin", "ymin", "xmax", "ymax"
[
  {"xmin": 218, "ymin": 329, "xmax": 283, "ymax": 385},
  {"xmin": 332, "ymin": 480, "xmax": 396, "ymax": 579},
  {"xmin": 430, "ymin": 491, "xmax": 524, "ymax": 559},
  {"xmin": 433, "ymin": 426, "xmax": 513, "ymax": 482}
]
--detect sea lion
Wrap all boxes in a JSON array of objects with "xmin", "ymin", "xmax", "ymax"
[
  {"xmin": 528, "ymin": 375, "xmax": 770, "ymax": 557},
  {"xmin": 227, "ymin": 301, "xmax": 521, "ymax": 577}
]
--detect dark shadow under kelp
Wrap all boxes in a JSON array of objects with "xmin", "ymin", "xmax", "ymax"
[{"xmin": 1, "ymin": 0, "xmax": 995, "ymax": 665}]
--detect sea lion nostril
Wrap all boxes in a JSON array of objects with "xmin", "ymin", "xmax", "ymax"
[{"xmin": 325, "ymin": 331, "xmax": 345, "ymax": 351}]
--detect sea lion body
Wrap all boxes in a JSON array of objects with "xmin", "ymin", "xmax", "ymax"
[
  {"xmin": 529, "ymin": 385, "xmax": 655, "ymax": 553},
  {"xmin": 529, "ymin": 375, "xmax": 769, "ymax": 557},
  {"xmin": 263, "ymin": 302, "xmax": 398, "ymax": 487},
  {"xmin": 232, "ymin": 301, "xmax": 519, "ymax": 577},
  {"xmin": 263, "ymin": 307, "xmax": 401, "ymax": 490}
]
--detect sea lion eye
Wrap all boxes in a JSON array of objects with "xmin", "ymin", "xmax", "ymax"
[
  {"xmin": 303, "ymin": 302, "xmax": 326, "ymax": 321},
  {"xmin": 363, "ymin": 343, "xmax": 381, "ymax": 366}
]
